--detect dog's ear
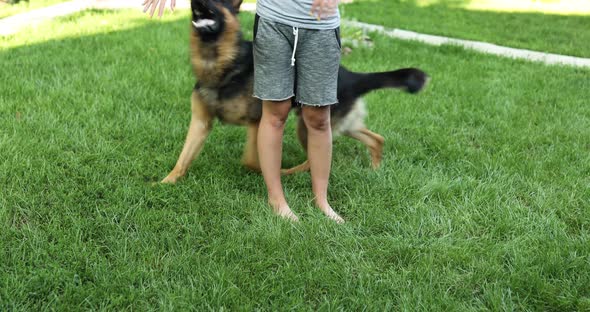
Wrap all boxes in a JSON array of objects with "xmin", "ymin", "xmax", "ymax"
[{"xmin": 231, "ymin": 0, "xmax": 243, "ymax": 12}]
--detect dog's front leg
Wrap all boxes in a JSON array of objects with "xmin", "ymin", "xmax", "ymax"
[{"xmin": 162, "ymin": 91, "xmax": 212, "ymax": 184}]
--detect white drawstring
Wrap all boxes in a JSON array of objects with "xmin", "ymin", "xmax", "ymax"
[{"xmin": 291, "ymin": 27, "xmax": 299, "ymax": 67}]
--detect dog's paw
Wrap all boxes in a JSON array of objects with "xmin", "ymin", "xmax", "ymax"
[
  {"xmin": 161, "ymin": 174, "xmax": 179, "ymax": 184},
  {"xmin": 242, "ymin": 162, "xmax": 261, "ymax": 172}
]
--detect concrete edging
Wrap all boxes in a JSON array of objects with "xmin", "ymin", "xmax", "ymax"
[{"xmin": 342, "ymin": 20, "xmax": 590, "ymax": 68}]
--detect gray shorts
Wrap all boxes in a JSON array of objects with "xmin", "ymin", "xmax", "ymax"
[{"xmin": 253, "ymin": 15, "xmax": 341, "ymax": 106}]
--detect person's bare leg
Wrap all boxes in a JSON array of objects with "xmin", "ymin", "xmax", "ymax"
[
  {"xmin": 301, "ymin": 105, "xmax": 344, "ymax": 223},
  {"xmin": 258, "ymin": 99, "xmax": 298, "ymax": 221}
]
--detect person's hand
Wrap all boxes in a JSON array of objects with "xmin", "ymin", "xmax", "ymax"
[
  {"xmin": 310, "ymin": 0, "xmax": 339, "ymax": 21},
  {"xmin": 143, "ymin": 0, "xmax": 176, "ymax": 18}
]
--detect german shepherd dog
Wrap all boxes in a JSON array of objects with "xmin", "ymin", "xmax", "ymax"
[{"xmin": 161, "ymin": 0, "xmax": 428, "ymax": 183}]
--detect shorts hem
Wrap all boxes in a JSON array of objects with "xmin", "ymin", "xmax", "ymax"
[
  {"xmin": 297, "ymin": 100, "xmax": 339, "ymax": 107},
  {"xmin": 253, "ymin": 94, "xmax": 295, "ymax": 102}
]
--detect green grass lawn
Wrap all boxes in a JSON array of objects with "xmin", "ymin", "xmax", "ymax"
[
  {"xmin": 341, "ymin": 0, "xmax": 590, "ymax": 58},
  {"xmin": 2, "ymin": 9, "xmax": 590, "ymax": 310}
]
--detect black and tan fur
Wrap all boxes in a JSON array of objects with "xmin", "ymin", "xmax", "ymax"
[{"xmin": 161, "ymin": 0, "xmax": 428, "ymax": 183}]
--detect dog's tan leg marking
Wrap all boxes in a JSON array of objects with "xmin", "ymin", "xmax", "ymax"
[
  {"xmin": 347, "ymin": 128, "xmax": 385, "ymax": 169},
  {"xmin": 242, "ymin": 123, "xmax": 260, "ymax": 171},
  {"xmin": 161, "ymin": 92, "xmax": 212, "ymax": 184}
]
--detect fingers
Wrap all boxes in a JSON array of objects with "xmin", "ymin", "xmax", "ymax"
[
  {"xmin": 319, "ymin": 0, "xmax": 325, "ymax": 20},
  {"xmin": 326, "ymin": 0, "xmax": 338, "ymax": 17},
  {"xmin": 143, "ymin": 0, "xmax": 151, "ymax": 13},
  {"xmin": 310, "ymin": 0, "xmax": 321, "ymax": 20},
  {"xmin": 158, "ymin": 0, "xmax": 166, "ymax": 17},
  {"xmin": 310, "ymin": 0, "xmax": 339, "ymax": 21},
  {"xmin": 149, "ymin": 0, "xmax": 159, "ymax": 18},
  {"xmin": 143, "ymin": 0, "xmax": 172, "ymax": 18}
]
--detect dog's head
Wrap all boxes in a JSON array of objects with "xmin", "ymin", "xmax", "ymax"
[{"xmin": 191, "ymin": 0, "xmax": 243, "ymax": 42}]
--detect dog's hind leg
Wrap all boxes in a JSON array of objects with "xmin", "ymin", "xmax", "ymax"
[
  {"xmin": 242, "ymin": 123, "xmax": 261, "ymax": 171},
  {"xmin": 345, "ymin": 128, "xmax": 385, "ymax": 169},
  {"xmin": 162, "ymin": 91, "xmax": 212, "ymax": 184}
]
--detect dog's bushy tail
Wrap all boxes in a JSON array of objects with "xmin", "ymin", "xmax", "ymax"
[{"xmin": 339, "ymin": 67, "xmax": 429, "ymax": 99}]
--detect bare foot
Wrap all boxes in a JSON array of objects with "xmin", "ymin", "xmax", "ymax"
[
  {"xmin": 269, "ymin": 199, "xmax": 299, "ymax": 222},
  {"xmin": 316, "ymin": 201, "xmax": 344, "ymax": 224}
]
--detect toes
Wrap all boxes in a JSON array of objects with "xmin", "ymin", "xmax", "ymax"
[
  {"xmin": 275, "ymin": 209, "xmax": 299, "ymax": 222},
  {"xmin": 319, "ymin": 206, "xmax": 345, "ymax": 224},
  {"xmin": 328, "ymin": 213, "xmax": 345, "ymax": 224},
  {"xmin": 284, "ymin": 212, "xmax": 300, "ymax": 222}
]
